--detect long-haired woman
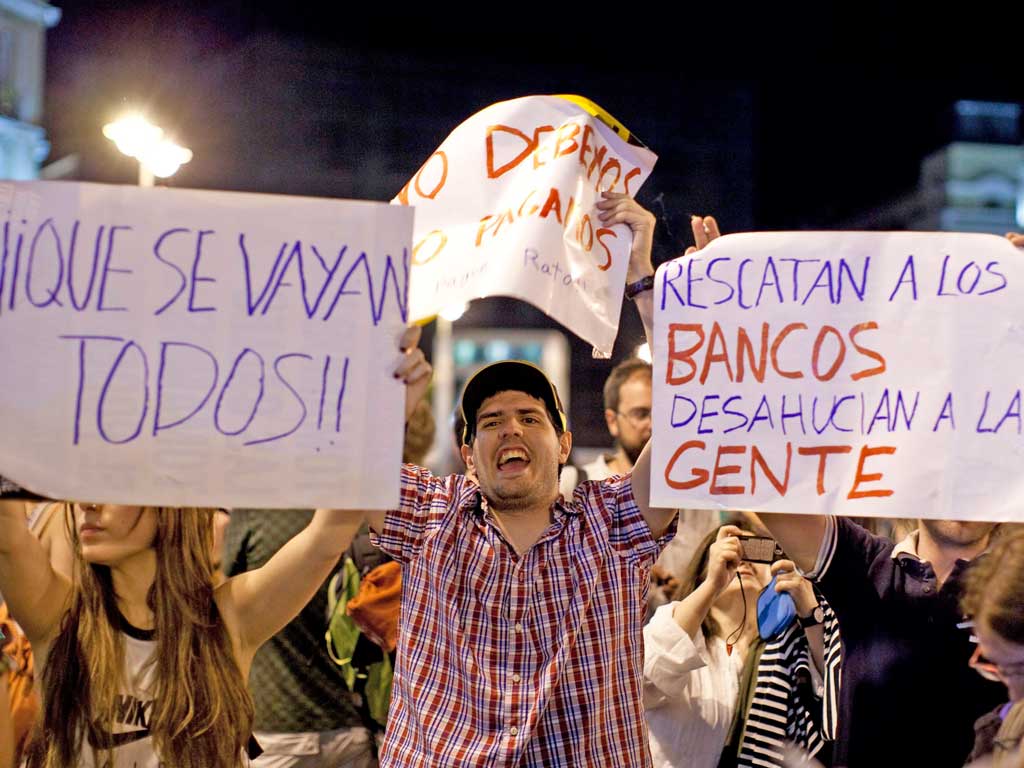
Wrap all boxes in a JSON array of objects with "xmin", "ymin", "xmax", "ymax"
[
  {"xmin": 643, "ymin": 521, "xmax": 831, "ymax": 767},
  {"xmin": 0, "ymin": 504, "xmax": 364, "ymax": 768}
]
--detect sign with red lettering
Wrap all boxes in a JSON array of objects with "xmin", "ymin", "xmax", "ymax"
[
  {"xmin": 650, "ymin": 231, "xmax": 1024, "ymax": 521},
  {"xmin": 0, "ymin": 181, "xmax": 411, "ymax": 509},
  {"xmin": 395, "ymin": 95, "xmax": 657, "ymax": 355}
]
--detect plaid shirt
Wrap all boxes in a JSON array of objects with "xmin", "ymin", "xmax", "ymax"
[{"xmin": 371, "ymin": 464, "xmax": 676, "ymax": 767}]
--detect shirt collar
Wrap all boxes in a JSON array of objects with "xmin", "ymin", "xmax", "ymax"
[
  {"xmin": 891, "ymin": 529, "xmax": 922, "ymax": 561},
  {"xmin": 890, "ymin": 527, "xmax": 979, "ymax": 577},
  {"xmin": 462, "ymin": 485, "xmax": 581, "ymax": 522}
]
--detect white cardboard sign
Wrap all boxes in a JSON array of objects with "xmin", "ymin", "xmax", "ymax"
[
  {"xmin": 651, "ymin": 231, "xmax": 1024, "ymax": 522},
  {"xmin": 396, "ymin": 95, "xmax": 658, "ymax": 355},
  {"xmin": 0, "ymin": 181, "xmax": 411, "ymax": 509}
]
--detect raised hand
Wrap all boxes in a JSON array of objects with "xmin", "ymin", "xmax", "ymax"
[
  {"xmin": 771, "ymin": 558, "xmax": 818, "ymax": 618},
  {"xmin": 685, "ymin": 215, "xmax": 722, "ymax": 255},
  {"xmin": 706, "ymin": 524, "xmax": 745, "ymax": 597},
  {"xmin": 595, "ymin": 191, "xmax": 657, "ymax": 282},
  {"xmin": 396, "ymin": 324, "xmax": 433, "ymax": 422}
]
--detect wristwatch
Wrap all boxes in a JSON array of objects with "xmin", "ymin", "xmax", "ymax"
[
  {"xmin": 624, "ymin": 274, "xmax": 655, "ymax": 300},
  {"xmin": 798, "ymin": 604, "xmax": 824, "ymax": 628}
]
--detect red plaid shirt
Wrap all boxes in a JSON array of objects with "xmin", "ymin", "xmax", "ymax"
[{"xmin": 371, "ymin": 464, "xmax": 676, "ymax": 767}]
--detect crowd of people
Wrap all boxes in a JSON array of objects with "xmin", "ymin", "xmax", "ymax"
[{"xmin": 0, "ymin": 199, "xmax": 1022, "ymax": 767}]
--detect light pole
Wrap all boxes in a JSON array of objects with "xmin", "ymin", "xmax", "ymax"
[{"xmin": 102, "ymin": 114, "xmax": 192, "ymax": 186}]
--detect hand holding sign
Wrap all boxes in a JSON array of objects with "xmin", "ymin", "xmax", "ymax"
[
  {"xmin": 596, "ymin": 191, "xmax": 658, "ymax": 283},
  {"xmin": 396, "ymin": 95, "xmax": 658, "ymax": 355},
  {"xmin": 0, "ymin": 181, "xmax": 412, "ymax": 509},
  {"xmin": 395, "ymin": 324, "xmax": 433, "ymax": 423}
]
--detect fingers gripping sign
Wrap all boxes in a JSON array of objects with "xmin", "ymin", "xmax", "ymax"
[
  {"xmin": 395, "ymin": 325, "xmax": 432, "ymax": 423},
  {"xmin": 595, "ymin": 191, "xmax": 657, "ymax": 281}
]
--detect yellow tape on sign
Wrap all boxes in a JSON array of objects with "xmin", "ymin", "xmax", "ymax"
[{"xmin": 554, "ymin": 94, "xmax": 646, "ymax": 148}]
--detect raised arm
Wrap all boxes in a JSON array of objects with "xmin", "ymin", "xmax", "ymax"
[
  {"xmin": 595, "ymin": 199, "xmax": 722, "ymax": 537},
  {"xmin": 756, "ymin": 513, "xmax": 827, "ymax": 574},
  {"xmin": 365, "ymin": 324, "xmax": 433, "ymax": 534},
  {"xmin": 214, "ymin": 509, "xmax": 363, "ymax": 658},
  {"xmin": 671, "ymin": 525, "xmax": 742, "ymax": 639},
  {"xmin": 596, "ymin": 191, "xmax": 658, "ymax": 349},
  {"xmin": 0, "ymin": 502, "xmax": 71, "ymax": 644}
]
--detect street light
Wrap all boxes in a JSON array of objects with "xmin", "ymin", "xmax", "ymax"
[{"xmin": 102, "ymin": 113, "xmax": 192, "ymax": 187}]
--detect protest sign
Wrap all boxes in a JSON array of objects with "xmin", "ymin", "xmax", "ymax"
[
  {"xmin": 0, "ymin": 181, "xmax": 411, "ymax": 509},
  {"xmin": 650, "ymin": 231, "xmax": 1024, "ymax": 521},
  {"xmin": 395, "ymin": 94, "xmax": 657, "ymax": 356}
]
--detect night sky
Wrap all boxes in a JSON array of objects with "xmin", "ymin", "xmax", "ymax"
[{"xmin": 41, "ymin": 1, "xmax": 1024, "ymax": 445}]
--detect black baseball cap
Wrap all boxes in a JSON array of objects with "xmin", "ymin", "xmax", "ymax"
[{"xmin": 460, "ymin": 360, "xmax": 567, "ymax": 444}]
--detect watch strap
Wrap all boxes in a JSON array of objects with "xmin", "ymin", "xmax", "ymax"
[
  {"xmin": 798, "ymin": 605, "xmax": 824, "ymax": 628},
  {"xmin": 624, "ymin": 274, "xmax": 655, "ymax": 300}
]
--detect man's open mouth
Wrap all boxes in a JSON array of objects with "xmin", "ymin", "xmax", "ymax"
[{"xmin": 497, "ymin": 448, "xmax": 529, "ymax": 470}]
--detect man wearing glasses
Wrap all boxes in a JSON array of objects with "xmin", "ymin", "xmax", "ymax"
[{"xmin": 583, "ymin": 358, "xmax": 654, "ymax": 480}]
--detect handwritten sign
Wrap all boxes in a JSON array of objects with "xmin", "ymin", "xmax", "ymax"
[
  {"xmin": 0, "ymin": 181, "xmax": 412, "ymax": 509},
  {"xmin": 395, "ymin": 95, "xmax": 657, "ymax": 356},
  {"xmin": 650, "ymin": 231, "xmax": 1024, "ymax": 522}
]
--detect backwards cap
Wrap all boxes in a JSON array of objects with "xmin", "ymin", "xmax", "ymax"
[{"xmin": 459, "ymin": 360, "xmax": 567, "ymax": 444}]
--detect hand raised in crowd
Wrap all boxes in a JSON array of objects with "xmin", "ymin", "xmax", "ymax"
[
  {"xmin": 686, "ymin": 214, "xmax": 722, "ymax": 255},
  {"xmin": 771, "ymin": 558, "xmax": 818, "ymax": 618},
  {"xmin": 705, "ymin": 524, "xmax": 746, "ymax": 597},
  {"xmin": 1008, "ymin": 233, "xmax": 1024, "ymax": 249},
  {"xmin": 595, "ymin": 191, "xmax": 657, "ymax": 282},
  {"xmin": 395, "ymin": 324, "xmax": 432, "ymax": 421}
]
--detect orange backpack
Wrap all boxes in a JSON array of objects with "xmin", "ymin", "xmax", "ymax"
[{"xmin": 0, "ymin": 602, "xmax": 39, "ymax": 760}]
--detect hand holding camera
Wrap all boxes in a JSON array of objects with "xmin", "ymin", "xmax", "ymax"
[{"xmin": 706, "ymin": 525, "xmax": 746, "ymax": 597}]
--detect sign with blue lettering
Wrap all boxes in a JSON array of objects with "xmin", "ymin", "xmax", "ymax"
[
  {"xmin": 0, "ymin": 181, "xmax": 412, "ymax": 509},
  {"xmin": 650, "ymin": 231, "xmax": 1024, "ymax": 521}
]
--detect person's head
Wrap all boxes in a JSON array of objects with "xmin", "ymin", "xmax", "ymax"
[
  {"xmin": 72, "ymin": 504, "xmax": 158, "ymax": 567},
  {"xmin": 459, "ymin": 361, "xmax": 571, "ymax": 512},
  {"xmin": 963, "ymin": 530, "xmax": 1024, "ymax": 701},
  {"xmin": 31, "ymin": 505, "xmax": 253, "ymax": 768},
  {"xmin": 602, "ymin": 358, "xmax": 652, "ymax": 467},
  {"xmin": 672, "ymin": 517, "xmax": 770, "ymax": 639},
  {"xmin": 919, "ymin": 519, "xmax": 998, "ymax": 551}
]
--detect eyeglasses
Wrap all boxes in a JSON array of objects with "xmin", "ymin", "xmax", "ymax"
[
  {"xmin": 969, "ymin": 645, "xmax": 1024, "ymax": 682},
  {"xmin": 962, "ymin": 621, "xmax": 1024, "ymax": 683},
  {"xmin": 616, "ymin": 407, "xmax": 652, "ymax": 426}
]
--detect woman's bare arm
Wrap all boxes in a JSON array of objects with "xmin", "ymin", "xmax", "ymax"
[
  {"xmin": 214, "ymin": 510, "xmax": 364, "ymax": 657},
  {"xmin": 0, "ymin": 502, "xmax": 70, "ymax": 645}
]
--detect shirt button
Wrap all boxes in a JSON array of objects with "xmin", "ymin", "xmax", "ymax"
[
  {"xmin": 510, "ymin": 727, "xmax": 519, "ymax": 736},
  {"xmin": 512, "ymin": 673, "xmax": 521, "ymax": 683},
  {"xmin": 514, "ymin": 622, "xmax": 523, "ymax": 633},
  {"xmin": 923, "ymin": 586, "xmax": 933, "ymax": 594}
]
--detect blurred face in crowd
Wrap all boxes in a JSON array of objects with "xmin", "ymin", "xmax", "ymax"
[
  {"xmin": 972, "ymin": 616, "xmax": 1024, "ymax": 701},
  {"xmin": 721, "ymin": 557, "xmax": 771, "ymax": 602},
  {"xmin": 74, "ymin": 504, "xmax": 158, "ymax": 565},
  {"xmin": 606, "ymin": 371, "xmax": 652, "ymax": 466},
  {"xmin": 463, "ymin": 390, "xmax": 571, "ymax": 513},
  {"xmin": 920, "ymin": 519, "xmax": 997, "ymax": 550}
]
